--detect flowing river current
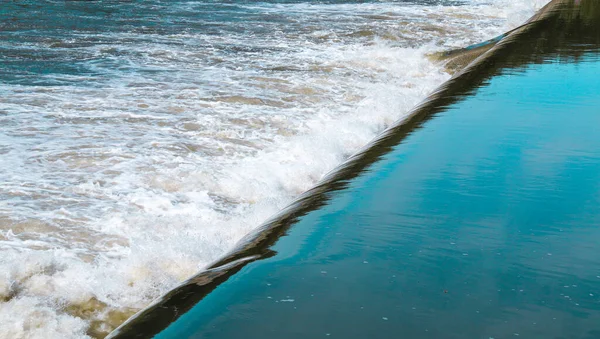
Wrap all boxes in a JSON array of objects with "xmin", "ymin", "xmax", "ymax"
[{"xmin": 0, "ymin": 1, "xmax": 549, "ymax": 338}]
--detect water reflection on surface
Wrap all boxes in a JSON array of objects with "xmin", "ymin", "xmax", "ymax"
[{"xmin": 113, "ymin": 1, "xmax": 600, "ymax": 338}]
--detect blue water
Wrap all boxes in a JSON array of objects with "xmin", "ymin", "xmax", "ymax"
[
  {"xmin": 0, "ymin": 0, "xmax": 489, "ymax": 85},
  {"xmin": 117, "ymin": 3, "xmax": 600, "ymax": 338}
]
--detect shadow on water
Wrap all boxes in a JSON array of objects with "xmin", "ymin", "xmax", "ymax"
[{"xmin": 109, "ymin": 0, "xmax": 600, "ymax": 337}]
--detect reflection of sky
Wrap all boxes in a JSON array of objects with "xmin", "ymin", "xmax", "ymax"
[
  {"xmin": 316, "ymin": 54, "xmax": 600, "ymax": 336},
  {"xmin": 349, "ymin": 54, "xmax": 600, "ymax": 275},
  {"xmin": 157, "ymin": 54, "xmax": 600, "ymax": 339},
  {"xmin": 299, "ymin": 53, "xmax": 600, "ymax": 335}
]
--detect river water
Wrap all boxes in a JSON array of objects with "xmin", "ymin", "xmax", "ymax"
[
  {"xmin": 120, "ymin": 2, "xmax": 600, "ymax": 338},
  {"xmin": 0, "ymin": 1, "xmax": 548, "ymax": 337}
]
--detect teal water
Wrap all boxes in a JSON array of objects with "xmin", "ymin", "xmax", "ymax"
[{"xmin": 112, "ymin": 2, "xmax": 600, "ymax": 338}]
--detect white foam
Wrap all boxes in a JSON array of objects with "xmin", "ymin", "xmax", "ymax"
[{"xmin": 0, "ymin": 0, "xmax": 550, "ymax": 337}]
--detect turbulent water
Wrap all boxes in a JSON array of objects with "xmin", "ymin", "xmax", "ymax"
[{"xmin": 0, "ymin": 1, "xmax": 549, "ymax": 338}]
